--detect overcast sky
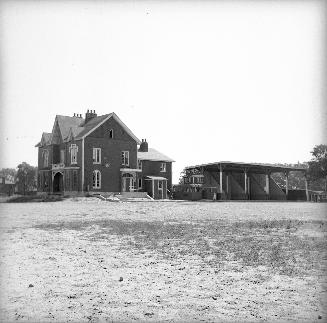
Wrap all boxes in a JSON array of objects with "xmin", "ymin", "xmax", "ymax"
[{"xmin": 0, "ymin": 0, "xmax": 326, "ymax": 183}]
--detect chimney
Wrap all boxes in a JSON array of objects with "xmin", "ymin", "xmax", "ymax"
[
  {"xmin": 139, "ymin": 138, "xmax": 148, "ymax": 152},
  {"xmin": 85, "ymin": 109, "xmax": 97, "ymax": 124}
]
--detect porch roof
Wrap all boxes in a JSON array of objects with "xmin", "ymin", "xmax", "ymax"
[{"xmin": 145, "ymin": 176, "xmax": 168, "ymax": 181}]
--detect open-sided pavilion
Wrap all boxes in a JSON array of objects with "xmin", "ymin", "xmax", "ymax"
[{"xmin": 180, "ymin": 161, "xmax": 308, "ymax": 201}]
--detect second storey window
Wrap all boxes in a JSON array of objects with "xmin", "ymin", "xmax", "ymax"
[
  {"xmin": 109, "ymin": 129, "xmax": 114, "ymax": 138},
  {"xmin": 93, "ymin": 148, "xmax": 101, "ymax": 164},
  {"xmin": 43, "ymin": 150, "xmax": 49, "ymax": 167},
  {"xmin": 60, "ymin": 150, "xmax": 65, "ymax": 164},
  {"xmin": 160, "ymin": 162, "xmax": 166, "ymax": 172},
  {"xmin": 121, "ymin": 151, "xmax": 129, "ymax": 166},
  {"xmin": 70, "ymin": 144, "xmax": 78, "ymax": 164}
]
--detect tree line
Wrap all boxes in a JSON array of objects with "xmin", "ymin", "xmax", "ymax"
[{"xmin": 0, "ymin": 162, "xmax": 37, "ymax": 195}]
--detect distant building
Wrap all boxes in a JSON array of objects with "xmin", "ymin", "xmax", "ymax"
[
  {"xmin": 0, "ymin": 177, "xmax": 15, "ymax": 196},
  {"xmin": 175, "ymin": 161, "xmax": 309, "ymax": 201},
  {"xmin": 35, "ymin": 111, "xmax": 174, "ymax": 199}
]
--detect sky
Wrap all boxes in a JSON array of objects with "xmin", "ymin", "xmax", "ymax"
[{"xmin": 0, "ymin": 0, "xmax": 326, "ymax": 184}]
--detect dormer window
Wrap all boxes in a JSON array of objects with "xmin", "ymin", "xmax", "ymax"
[{"xmin": 109, "ymin": 129, "xmax": 114, "ymax": 138}]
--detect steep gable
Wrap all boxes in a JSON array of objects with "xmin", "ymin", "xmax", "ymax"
[
  {"xmin": 35, "ymin": 132, "xmax": 52, "ymax": 147},
  {"xmin": 75, "ymin": 113, "xmax": 141, "ymax": 144}
]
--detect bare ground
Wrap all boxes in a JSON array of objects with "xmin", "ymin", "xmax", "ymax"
[{"xmin": 0, "ymin": 199, "xmax": 326, "ymax": 322}]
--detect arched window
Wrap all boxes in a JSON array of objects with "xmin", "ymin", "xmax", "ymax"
[{"xmin": 92, "ymin": 170, "xmax": 101, "ymax": 189}]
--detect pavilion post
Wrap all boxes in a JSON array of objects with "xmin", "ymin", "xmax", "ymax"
[
  {"xmin": 304, "ymin": 173, "xmax": 309, "ymax": 201},
  {"xmin": 226, "ymin": 173, "xmax": 229, "ymax": 199},
  {"xmin": 265, "ymin": 172, "xmax": 270, "ymax": 200},
  {"xmin": 244, "ymin": 169, "xmax": 248, "ymax": 199},
  {"xmin": 285, "ymin": 171, "xmax": 289, "ymax": 199},
  {"xmin": 219, "ymin": 164, "xmax": 223, "ymax": 196}
]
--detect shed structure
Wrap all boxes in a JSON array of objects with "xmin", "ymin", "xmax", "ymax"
[{"xmin": 177, "ymin": 161, "xmax": 308, "ymax": 201}]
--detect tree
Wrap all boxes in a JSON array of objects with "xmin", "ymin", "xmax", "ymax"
[
  {"xmin": 0, "ymin": 168, "xmax": 17, "ymax": 182},
  {"xmin": 308, "ymin": 144, "xmax": 327, "ymax": 192},
  {"xmin": 178, "ymin": 168, "xmax": 186, "ymax": 185},
  {"xmin": 16, "ymin": 162, "xmax": 37, "ymax": 195}
]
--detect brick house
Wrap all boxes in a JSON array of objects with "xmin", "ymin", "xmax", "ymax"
[{"xmin": 35, "ymin": 111, "xmax": 174, "ymax": 199}]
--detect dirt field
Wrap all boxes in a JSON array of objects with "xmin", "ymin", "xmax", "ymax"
[{"xmin": 0, "ymin": 199, "xmax": 326, "ymax": 322}]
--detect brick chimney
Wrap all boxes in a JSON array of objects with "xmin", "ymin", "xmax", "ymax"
[
  {"xmin": 85, "ymin": 109, "xmax": 97, "ymax": 124},
  {"xmin": 139, "ymin": 139, "xmax": 148, "ymax": 152}
]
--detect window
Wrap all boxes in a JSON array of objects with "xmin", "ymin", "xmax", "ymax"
[
  {"xmin": 158, "ymin": 181, "xmax": 163, "ymax": 189},
  {"xmin": 92, "ymin": 170, "xmax": 101, "ymax": 189},
  {"xmin": 70, "ymin": 144, "xmax": 78, "ymax": 164},
  {"xmin": 121, "ymin": 151, "xmax": 129, "ymax": 166},
  {"xmin": 43, "ymin": 150, "xmax": 49, "ymax": 167},
  {"xmin": 160, "ymin": 162, "xmax": 166, "ymax": 172},
  {"xmin": 109, "ymin": 129, "xmax": 114, "ymax": 138},
  {"xmin": 138, "ymin": 159, "xmax": 142, "ymax": 170},
  {"xmin": 93, "ymin": 148, "xmax": 101, "ymax": 164},
  {"xmin": 138, "ymin": 178, "xmax": 142, "ymax": 189},
  {"xmin": 60, "ymin": 150, "xmax": 65, "ymax": 164}
]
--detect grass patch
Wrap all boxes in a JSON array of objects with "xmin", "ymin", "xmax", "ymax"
[{"xmin": 34, "ymin": 218, "xmax": 327, "ymax": 277}]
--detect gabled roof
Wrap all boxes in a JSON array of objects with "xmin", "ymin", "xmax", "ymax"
[
  {"xmin": 37, "ymin": 112, "xmax": 141, "ymax": 147},
  {"xmin": 35, "ymin": 132, "xmax": 52, "ymax": 147},
  {"xmin": 74, "ymin": 112, "xmax": 141, "ymax": 144},
  {"xmin": 65, "ymin": 126, "xmax": 84, "ymax": 142},
  {"xmin": 55, "ymin": 115, "xmax": 85, "ymax": 142},
  {"xmin": 137, "ymin": 148, "xmax": 175, "ymax": 162},
  {"xmin": 74, "ymin": 114, "xmax": 110, "ymax": 139}
]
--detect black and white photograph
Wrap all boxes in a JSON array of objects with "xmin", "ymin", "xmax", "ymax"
[{"xmin": 0, "ymin": 0, "xmax": 326, "ymax": 322}]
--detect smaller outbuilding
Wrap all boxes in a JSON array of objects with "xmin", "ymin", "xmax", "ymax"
[
  {"xmin": 0, "ymin": 177, "xmax": 16, "ymax": 196},
  {"xmin": 175, "ymin": 161, "xmax": 309, "ymax": 201}
]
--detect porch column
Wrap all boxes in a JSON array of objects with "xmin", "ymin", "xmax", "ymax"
[
  {"xmin": 152, "ymin": 179, "xmax": 155, "ymax": 199},
  {"xmin": 285, "ymin": 171, "xmax": 289, "ymax": 199},
  {"xmin": 219, "ymin": 165, "xmax": 223, "ymax": 195},
  {"xmin": 265, "ymin": 172, "xmax": 270, "ymax": 200},
  {"xmin": 51, "ymin": 171, "xmax": 54, "ymax": 193}
]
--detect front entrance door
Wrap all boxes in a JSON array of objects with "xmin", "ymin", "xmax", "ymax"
[
  {"xmin": 53, "ymin": 172, "xmax": 63, "ymax": 193},
  {"xmin": 158, "ymin": 180, "xmax": 163, "ymax": 199},
  {"xmin": 122, "ymin": 174, "xmax": 135, "ymax": 192}
]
